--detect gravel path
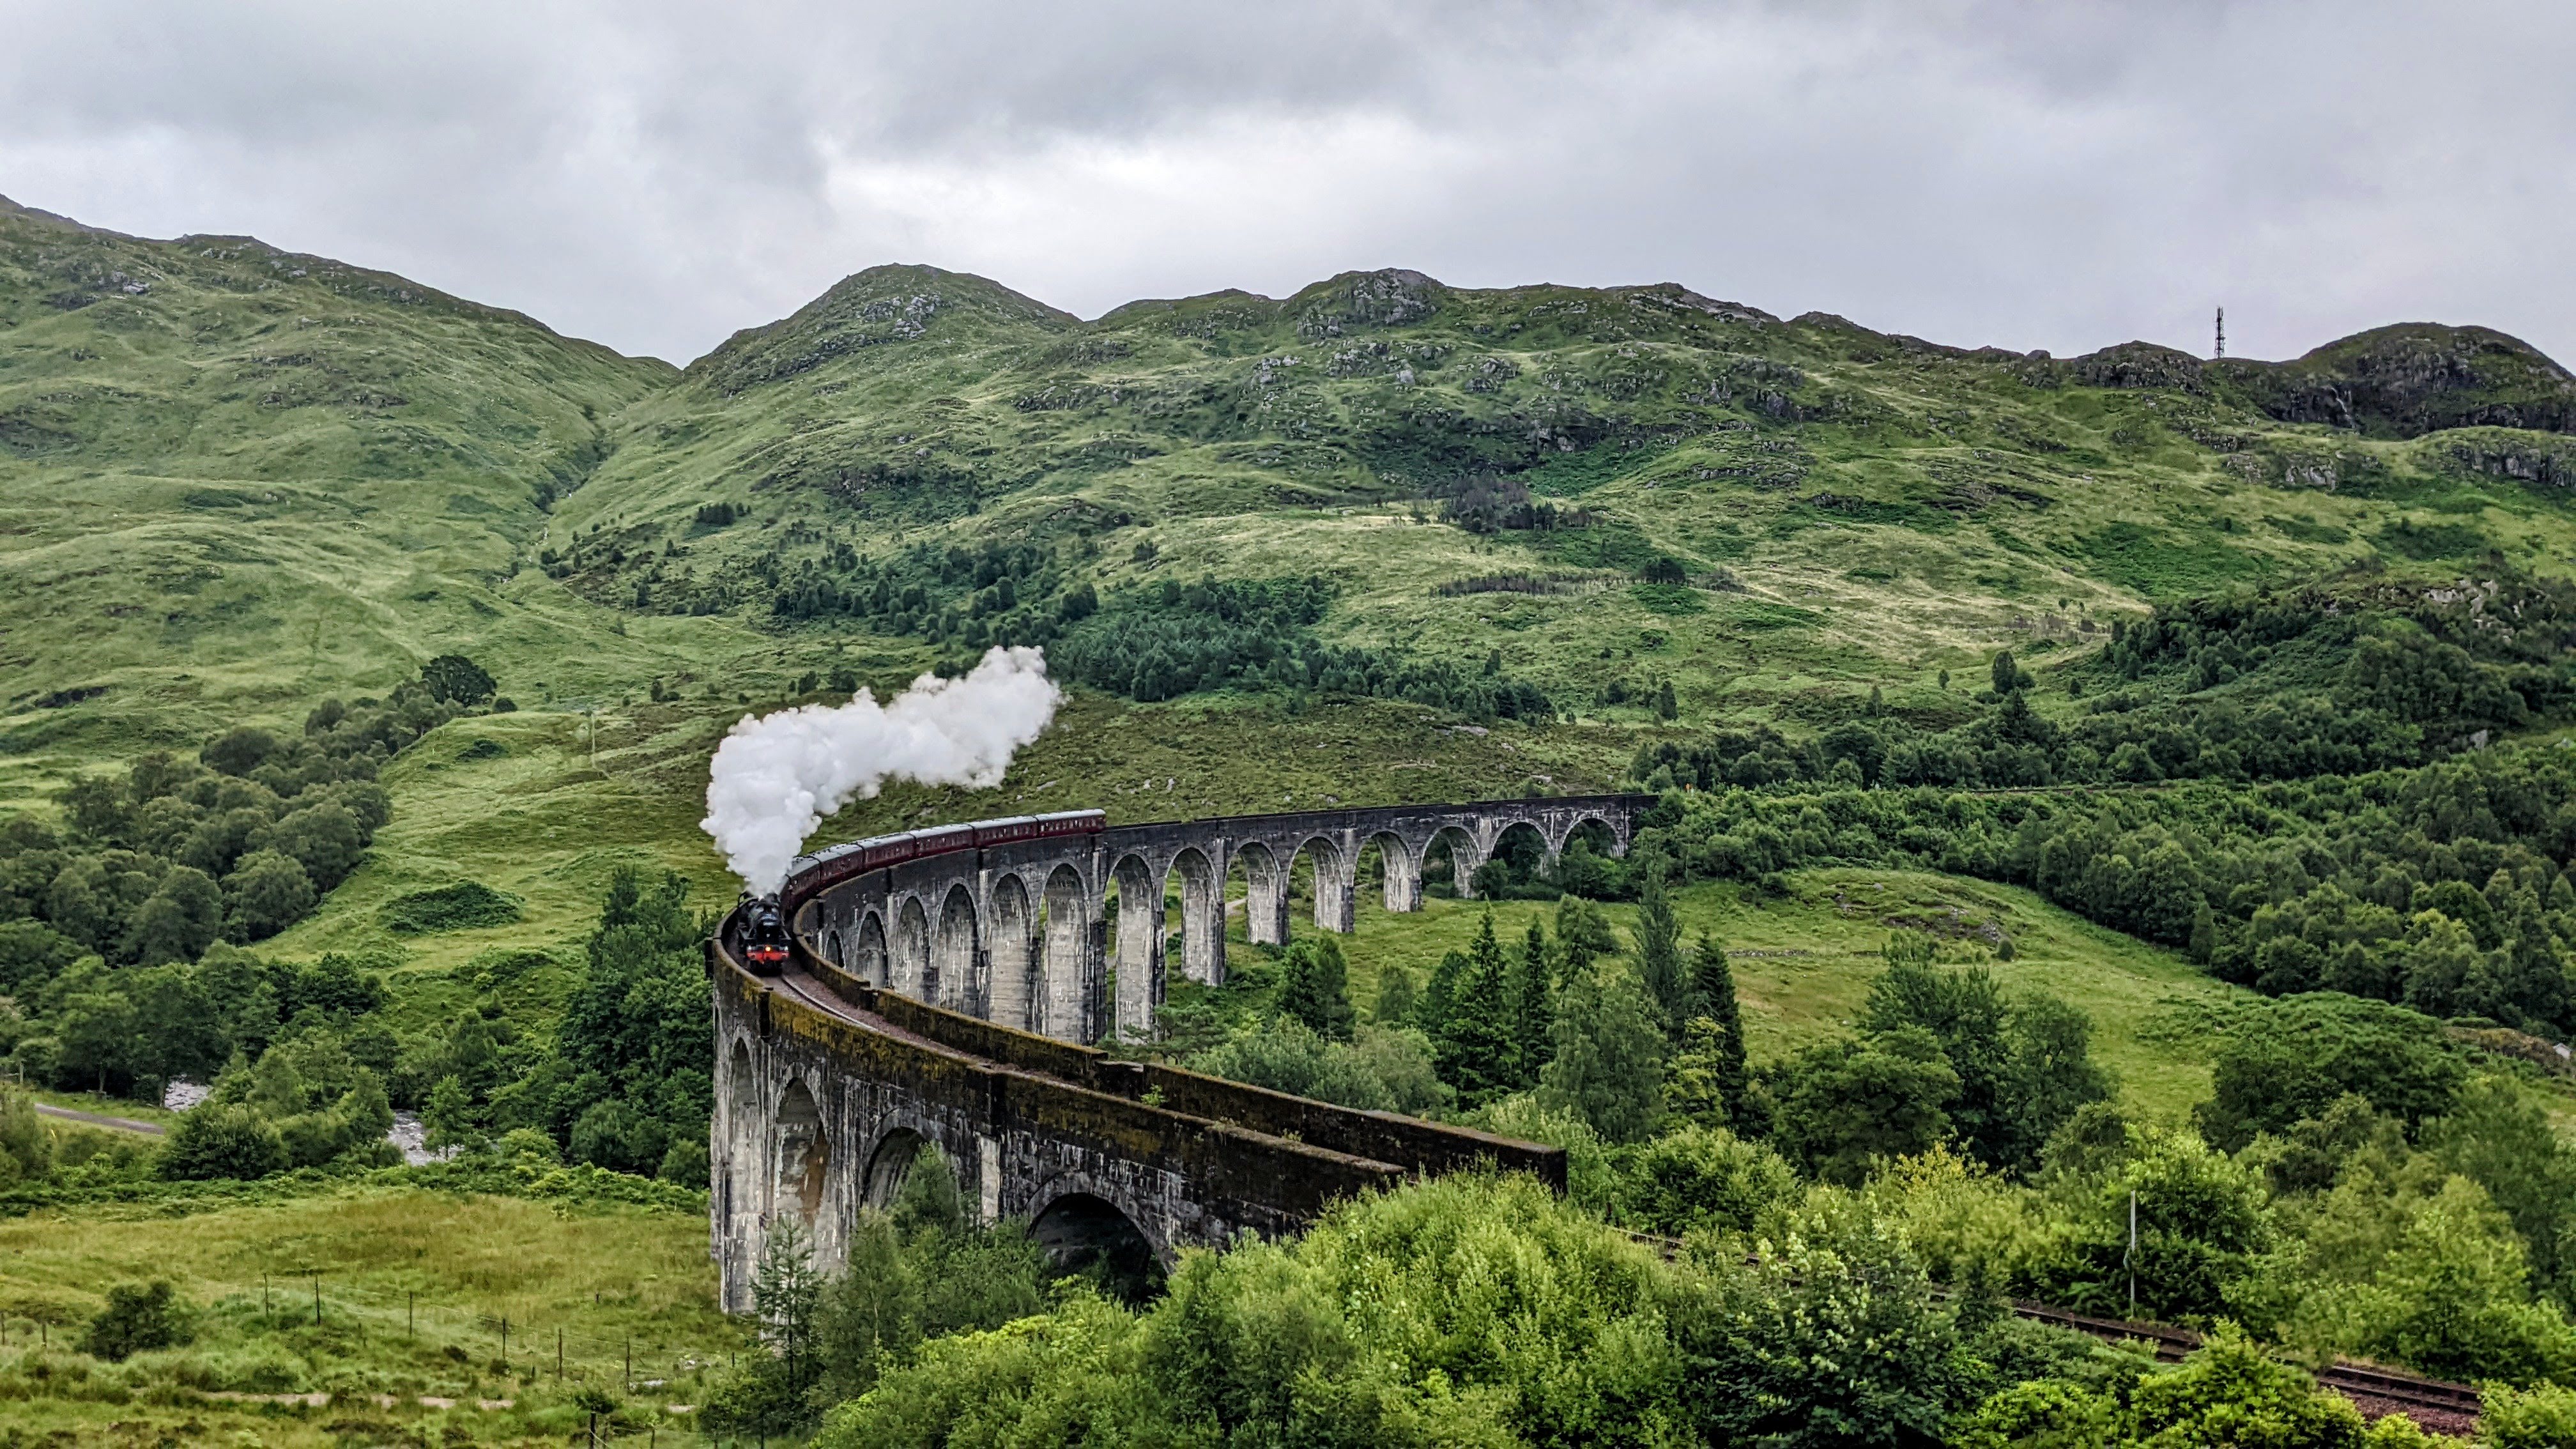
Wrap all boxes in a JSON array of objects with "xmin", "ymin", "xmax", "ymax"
[{"xmin": 31, "ymin": 1101, "xmax": 165, "ymax": 1136}]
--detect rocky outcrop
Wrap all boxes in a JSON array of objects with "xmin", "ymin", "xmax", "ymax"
[
  {"xmin": 2222, "ymin": 325, "xmax": 2576, "ymax": 439},
  {"xmin": 1292, "ymin": 268, "xmax": 1443, "ymax": 339},
  {"xmin": 693, "ymin": 264, "xmax": 1075, "ymax": 395},
  {"xmin": 2066, "ymin": 342, "xmax": 2209, "ymax": 392},
  {"xmin": 2433, "ymin": 427, "xmax": 2576, "ymax": 489}
]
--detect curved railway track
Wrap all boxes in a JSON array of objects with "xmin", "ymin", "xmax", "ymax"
[
  {"xmin": 2007, "ymin": 1302, "xmax": 2481, "ymax": 1434},
  {"xmin": 1618, "ymin": 1234, "xmax": 2480, "ymax": 1434}
]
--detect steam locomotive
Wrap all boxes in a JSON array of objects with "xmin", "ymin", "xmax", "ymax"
[{"xmin": 739, "ymin": 893, "xmax": 792, "ymax": 972}]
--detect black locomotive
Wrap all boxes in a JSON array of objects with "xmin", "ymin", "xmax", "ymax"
[{"xmin": 739, "ymin": 893, "xmax": 792, "ymax": 973}]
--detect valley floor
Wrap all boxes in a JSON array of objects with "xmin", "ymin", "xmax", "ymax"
[{"xmin": 0, "ymin": 1186, "xmax": 736, "ymax": 1447}]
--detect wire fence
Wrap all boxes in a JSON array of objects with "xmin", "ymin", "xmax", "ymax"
[{"xmin": 0, "ymin": 1268, "xmax": 753, "ymax": 1401}]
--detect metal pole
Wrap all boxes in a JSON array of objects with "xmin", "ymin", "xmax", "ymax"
[
  {"xmin": 558, "ymin": 1327, "xmax": 564, "ymax": 1381},
  {"xmin": 2127, "ymin": 1190, "xmax": 2138, "ymax": 1319},
  {"xmin": 502, "ymin": 1316, "xmax": 509, "ymax": 1370}
]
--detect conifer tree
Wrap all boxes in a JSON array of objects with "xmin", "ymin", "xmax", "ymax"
[
  {"xmin": 1420, "ymin": 947, "xmax": 1468, "ymax": 1032},
  {"xmin": 1374, "ymin": 965, "xmax": 1417, "ymax": 1025},
  {"xmin": 1689, "ymin": 933, "xmax": 1747, "ymax": 1115},
  {"xmin": 1554, "ymin": 896, "xmax": 1619, "ymax": 983},
  {"xmin": 1509, "ymin": 917, "xmax": 1555, "ymax": 1089},
  {"xmin": 1434, "ymin": 910, "xmax": 1520, "ymax": 1105},
  {"xmin": 1633, "ymin": 870, "xmax": 1685, "ymax": 1037},
  {"xmin": 1276, "ymin": 934, "xmax": 1356, "ymax": 1041},
  {"xmin": 1538, "ymin": 971, "xmax": 1666, "ymax": 1144}
]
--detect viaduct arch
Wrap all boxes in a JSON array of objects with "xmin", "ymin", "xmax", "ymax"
[{"xmin": 709, "ymin": 794, "xmax": 1645, "ymax": 1311}]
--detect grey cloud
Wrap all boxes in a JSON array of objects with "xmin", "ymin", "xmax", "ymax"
[{"xmin": 0, "ymin": 0, "xmax": 2567, "ymax": 367}]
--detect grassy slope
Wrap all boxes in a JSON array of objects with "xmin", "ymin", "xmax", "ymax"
[
  {"xmin": 0, "ymin": 1183, "xmax": 735, "ymax": 1444},
  {"xmin": 556, "ymin": 268, "xmax": 2576, "ymax": 733},
  {"xmin": 0, "ymin": 194, "xmax": 687, "ymax": 801},
  {"xmin": 5, "ymin": 209, "xmax": 2573, "ymax": 1105}
]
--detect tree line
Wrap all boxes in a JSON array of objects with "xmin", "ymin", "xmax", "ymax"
[
  {"xmin": 1618, "ymin": 742, "xmax": 2576, "ymax": 1039},
  {"xmin": 0, "ymin": 661, "xmax": 515, "ymax": 1107},
  {"xmin": 563, "ymin": 521, "xmax": 1564, "ymax": 721},
  {"xmin": 0, "ymin": 859, "xmax": 713, "ymax": 1196},
  {"xmin": 1639, "ymin": 570, "xmax": 2575, "ymax": 796}
]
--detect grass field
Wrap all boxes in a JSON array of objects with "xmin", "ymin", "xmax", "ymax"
[{"xmin": 0, "ymin": 1184, "xmax": 739, "ymax": 1446}]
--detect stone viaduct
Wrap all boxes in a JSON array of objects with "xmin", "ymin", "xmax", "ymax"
[{"xmin": 709, "ymin": 793, "xmax": 1650, "ymax": 1310}]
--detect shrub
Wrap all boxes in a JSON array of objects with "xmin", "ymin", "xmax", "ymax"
[
  {"xmin": 379, "ymin": 880, "xmax": 522, "ymax": 933},
  {"xmin": 418, "ymin": 654, "xmax": 496, "ymax": 704},
  {"xmin": 1188, "ymin": 1020, "xmax": 1446, "ymax": 1115},
  {"xmin": 79, "ymin": 1282, "xmax": 191, "ymax": 1361},
  {"xmin": 2482, "ymin": 1381, "xmax": 2576, "ymax": 1449},
  {"xmin": 1604, "ymin": 1123, "xmax": 1798, "ymax": 1238},
  {"xmin": 158, "ymin": 1104, "xmax": 286, "ymax": 1181},
  {"xmin": 2195, "ymin": 996, "xmax": 2465, "ymax": 1151}
]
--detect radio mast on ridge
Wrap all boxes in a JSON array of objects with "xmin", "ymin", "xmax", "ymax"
[{"xmin": 2214, "ymin": 307, "xmax": 2226, "ymax": 360}]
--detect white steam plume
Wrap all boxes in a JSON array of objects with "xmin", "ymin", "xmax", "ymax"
[{"xmin": 702, "ymin": 646, "xmax": 1064, "ymax": 894}]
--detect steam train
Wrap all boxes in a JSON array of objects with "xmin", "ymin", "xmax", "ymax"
[
  {"xmin": 730, "ymin": 810, "xmax": 1107, "ymax": 976},
  {"xmin": 739, "ymin": 893, "xmax": 792, "ymax": 970},
  {"xmin": 779, "ymin": 809, "xmax": 1105, "ymax": 914}
]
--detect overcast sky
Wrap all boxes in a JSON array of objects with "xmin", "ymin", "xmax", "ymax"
[{"xmin": 1, "ymin": 1, "xmax": 2568, "ymax": 367}]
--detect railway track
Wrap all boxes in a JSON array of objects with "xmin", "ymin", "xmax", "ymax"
[
  {"xmin": 1619, "ymin": 1235, "xmax": 2481, "ymax": 1434},
  {"xmin": 2005, "ymin": 1301, "xmax": 2480, "ymax": 1433}
]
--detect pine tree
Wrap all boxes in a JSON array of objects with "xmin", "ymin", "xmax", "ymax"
[
  {"xmin": 1434, "ymin": 911, "xmax": 1521, "ymax": 1105},
  {"xmin": 1675, "ymin": 933, "xmax": 1748, "ymax": 1122},
  {"xmin": 1554, "ymin": 896, "xmax": 1619, "ymax": 983},
  {"xmin": 1277, "ymin": 934, "xmax": 1356, "ymax": 1041},
  {"xmin": 1538, "ymin": 972, "xmax": 1666, "ymax": 1144},
  {"xmin": 2189, "ymin": 900, "xmax": 2217, "ymax": 964},
  {"xmin": 1633, "ymin": 870, "xmax": 1685, "ymax": 1037},
  {"xmin": 1420, "ymin": 947, "xmax": 1468, "ymax": 1032},
  {"xmin": 1374, "ymin": 965, "xmax": 1418, "ymax": 1025},
  {"xmin": 1509, "ymin": 917, "xmax": 1556, "ymax": 1089},
  {"xmin": 752, "ymin": 1218, "xmax": 824, "ymax": 1407}
]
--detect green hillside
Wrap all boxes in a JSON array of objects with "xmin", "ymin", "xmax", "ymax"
[
  {"xmin": 4, "ymin": 202, "xmax": 2575, "ymax": 1002},
  {"xmin": 0, "ymin": 194, "xmax": 681, "ymax": 767},
  {"xmin": 548, "ymin": 264, "xmax": 2576, "ymax": 735},
  {"xmin": 8, "ymin": 203, "xmax": 2576, "ymax": 1445}
]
